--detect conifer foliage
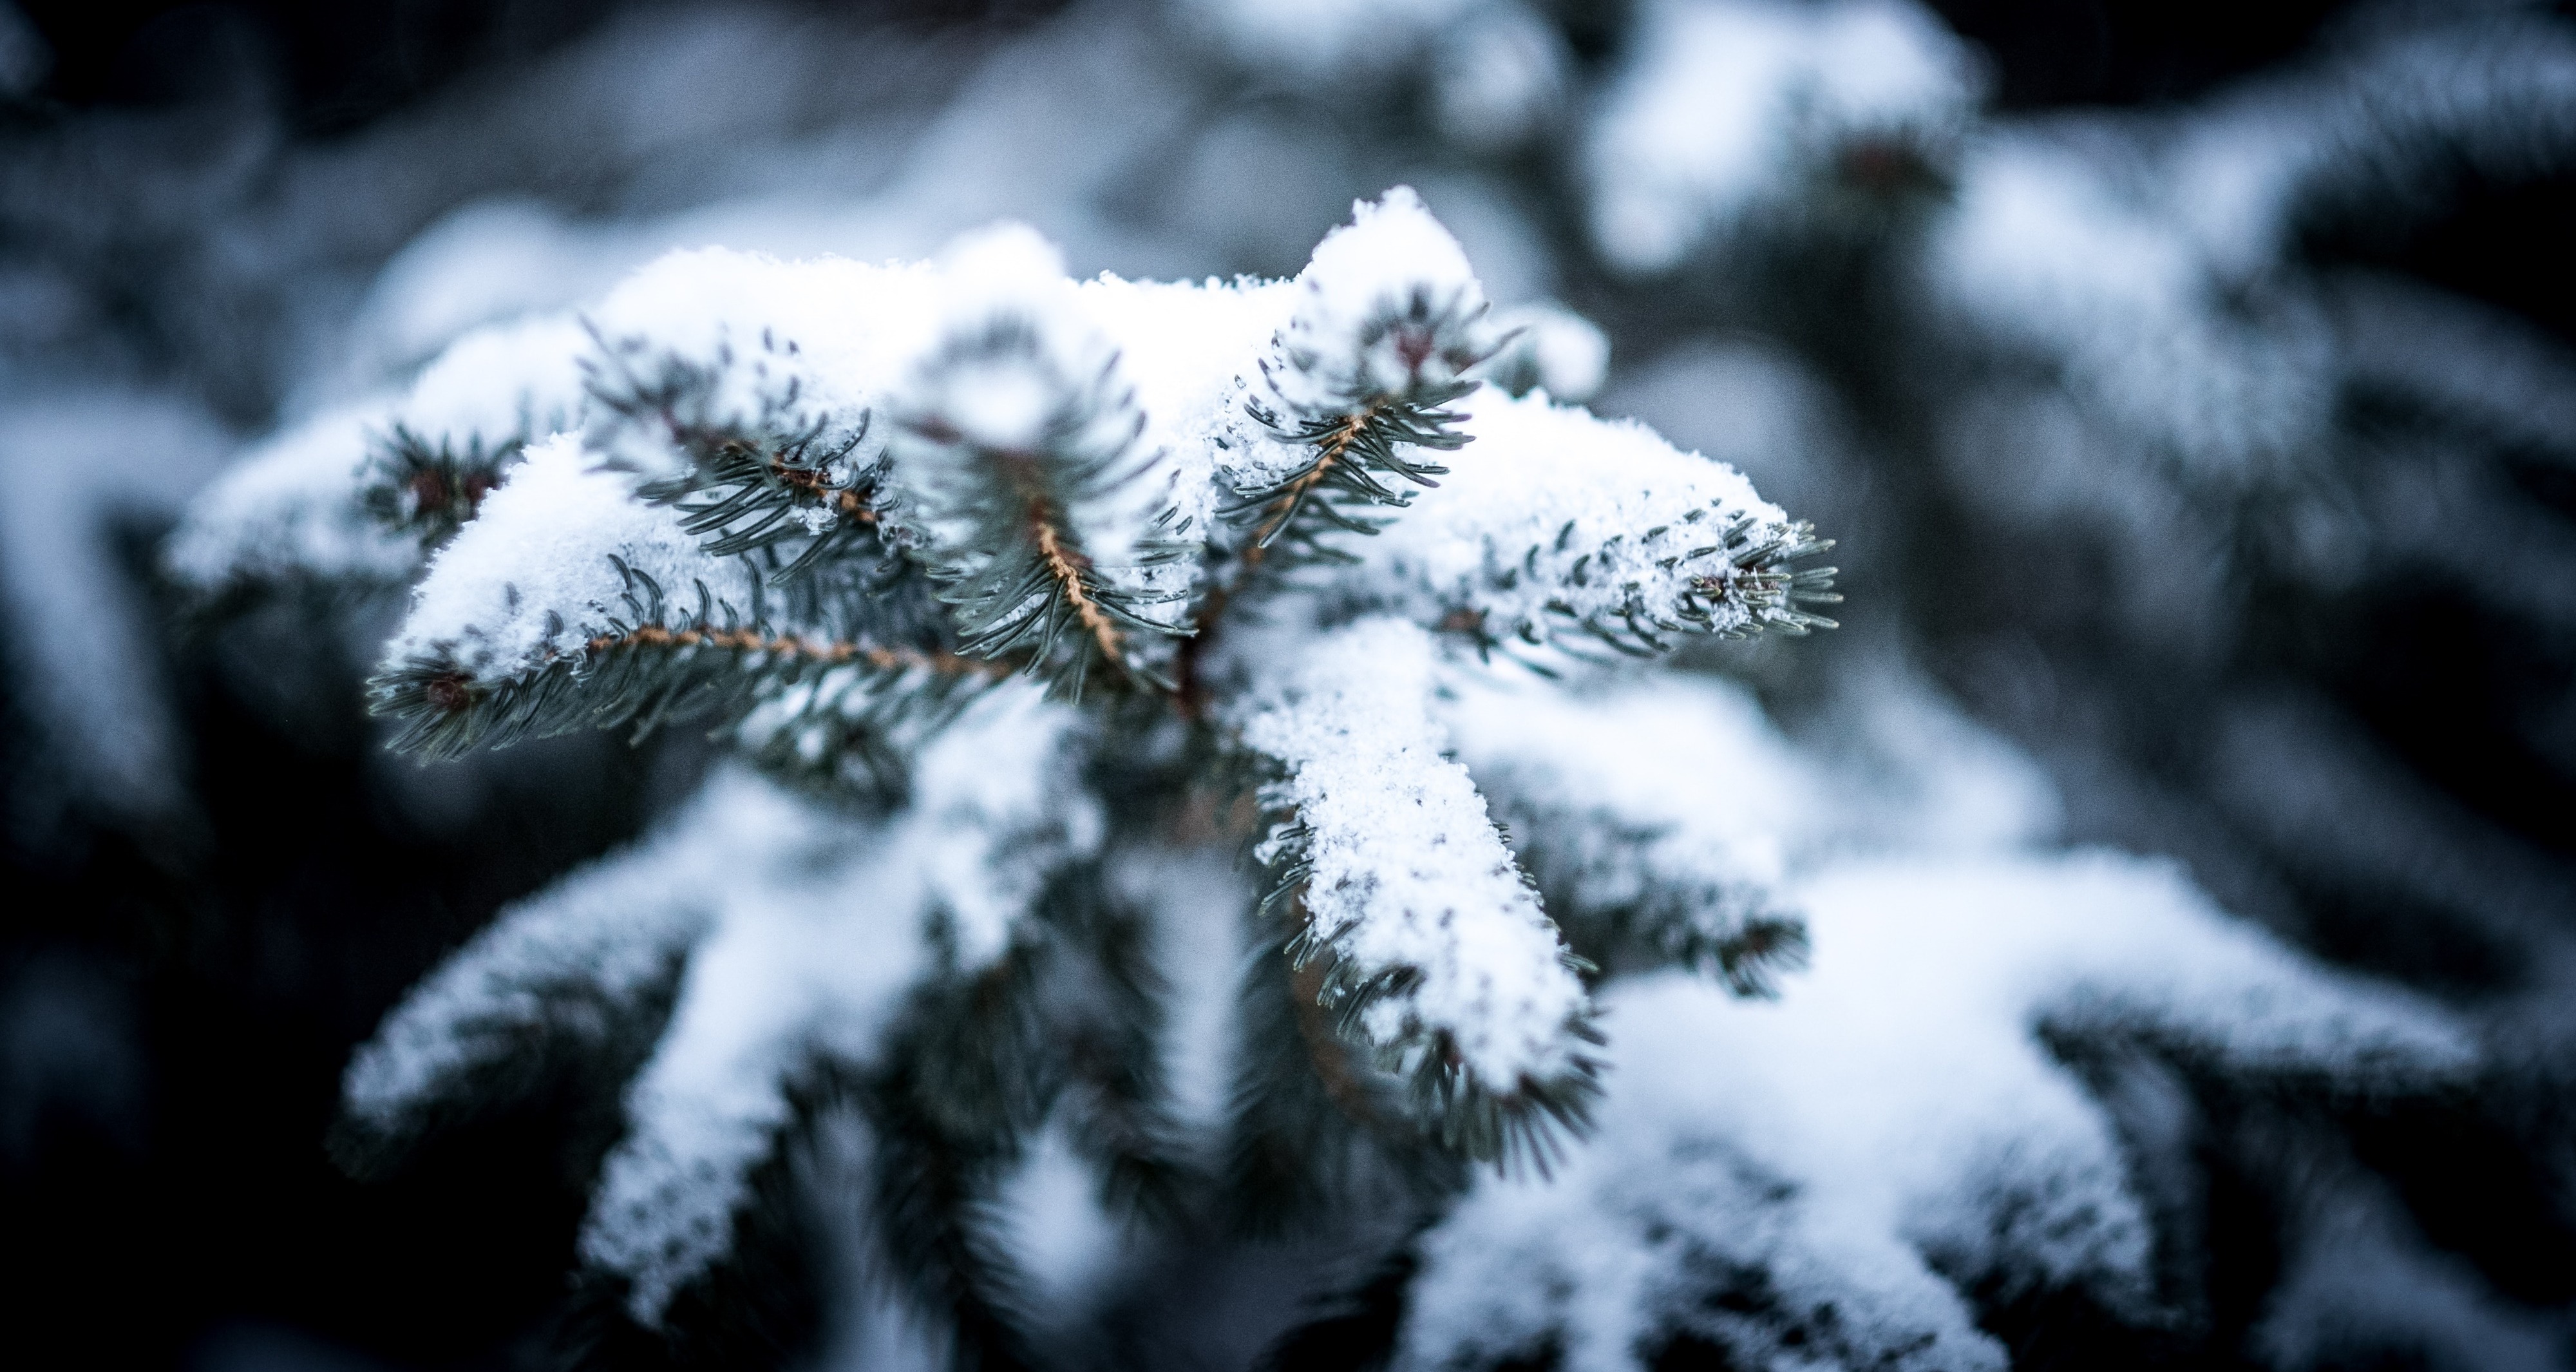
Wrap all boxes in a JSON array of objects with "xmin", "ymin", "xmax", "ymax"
[{"xmin": 185, "ymin": 190, "xmax": 1852, "ymax": 1362}]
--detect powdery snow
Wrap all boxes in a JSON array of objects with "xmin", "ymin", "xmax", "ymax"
[
  {"xmin": 174, "ymin": 313, "xmax": 606, "ymax": 594},
  {"xmin": 385, "ymin": 432, "xmax": 759, "ymax": 681},
  {"xmin": 1255, "ymin": 186, "xmax": 1494, "ymax": 424},
  {"xmin": 167, "ymin": 402, "xmax": 416, "ymax": 591},
  {"xmin": 887, "ymin": 683, "xmax": 1104, "ymax": 969},
  {"xmin": 392, "ymin": 312, "xmax": 594, "ymax": 460},
  {"xmin": 1441, "ymin": 668, "xmax": 1816, "ymax": 967},
  {"xmin": 341, "ymin": 767, "xmax": 791, "ymax": 1138},
  {"xmin": 1235, "ymin": 616, "xmax": 1589, "ymax": 1090},
  {"xmin": 1398, "ymin": 851, "xmax": 2474, "ymax": 1372},
  {"xmin": 1345, "ymin": 385, "xmax": 1799, "ymax": 644}
]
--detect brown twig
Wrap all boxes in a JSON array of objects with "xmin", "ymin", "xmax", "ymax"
[
  {"xmin": 766, "ymin": 455, "xmax": 882, "ymax": 522},
  {"xmin": 990, "ymin": 451, "xmax": 1128, "ymax": 671},
  {"xmin": 1032, "ymin": 504, "xmax": 1126, "ymax": 665},
  {"xmin": 1173, "ymin": 402, "xmax": 1390, "ymax": 719}
]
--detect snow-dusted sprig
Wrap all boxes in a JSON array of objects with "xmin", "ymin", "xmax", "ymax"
[
  {"xmin": 588, "ymin": 331, "xmax": 899, "ymax": 587},
  {"xmin": 356, "ymin": 424, "xmax": 523, "ymax": 548},
  {"xmin": 1471, "ymin": 301, "xmax": 1611, "ymax": 403},
  {"xmin": 332, "ymin": 786, "xmax": 730, "ymax": 1175},
  {"xmin": 167, "ymin": 404, "xmax": 424, "ymax": 600},
  {"xmin": 1233, "ymin": 617, "xmax": 1602, "ymax": 1167},
  {"xmin": 732, "ymin": 654, "xmax": 995, "ymax": 806},
  {"xmin": 1350, "ymin": 388, "xmax": 1841, "ymax": 659},
  {"xmin": 207, "ymin": 187, "xmax": 1871, "ymax": 1364},
  {"xmin": 1222, "ymin": 909, "xmax": 1470, "ymax": 1235},
  {"xmin": 895, "ymin": 295, "xmax": 1197, "ymax": 699},
  {"xmin": 376, "ymin": 558, "xmax": 999, "ymax": 765},
  {"xmin": 1219, "ymin": 187, "xmax": 1499, "ymax": 571},
  {"xmin": 352, "ymin": 704, "xmax": 1111, "ymax": 1335},
  {"xmin": 1584, "ymin": 0, "xmax": 1978, "ymax": 274},
  {"xmin": 367, "ymin": 435, "xmax": 999, "ymax": 761},
  {"xmin": 1012, "ymin": 858, "xmax": 1202, "ymax": 1224},
  {"xmin": 354, "ymin": 312, "xmax": 597, "ymax": 553},
  {"xmin": 1224, "ymin": 391, "xmax": 1473, "ymax": 568}
]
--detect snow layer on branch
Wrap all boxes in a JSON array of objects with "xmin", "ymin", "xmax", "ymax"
[
  {"xmin": 385, "ymin": 432, "xmax": 758, "ymax": 681},
  {"xmin": 389, "ymin": 312, "xmax": 593, "ymax": 457},
  {"xmin": 1110, "ymin": 845, "xmax": 1253, "ymax": 1139},
  {"xmin": 992, "ymin": 1115, "xmax": 1133, "ymax": 1332},
  {"xmin": 0, "ymin": 392, "xmax": 229, "ymax": 828},
  {"xmin": 1441, "ymin": 669, "xmax": 1816, "ymax": 954},
  {"xmin": 1921, "ymin": 10, "xmax": 2576, "ymax": 493},
  {"xmin": 1235, "ymin": 616, "xmax": 1587, "ymax": 1089},
  {"xmin": 1249, "ymin": 187, "xmax": 1492, "ymax": 434},
  {"xmin": 575, "ymin": 227, "xmax": 1290, "ymax": 624},
  {"xmin": 1475, "ymin": 301, "xmax": 1610, "ymax": 403},
  {"xmin": 341, "ymin": 769, "xmax": 779, "ymax": 1136},
  {"xmin": 1073, "ymin": 269, "xmax": 1294, "ymax": 552},
  {"xmin": 891, "ymin": 227, "xmax": 1171, "ymax": 573},
  {"xmin": 1805, "ymin": 651, "xmax": 2064, "ymax": 856},
  {"xmin": 1427, "ymin": 5, "xmax": 1571, "ymax": 153},
  {"xmin": 902, "ymin": 225, "xmax": 1089, "ymax": 453},
  {"xmin": 1586, "ymin": 0, "xmax": 1975, "ymax": 272},
  {"xmin": 582, "ymin": 247, "xmax": 940, "ymax": 484},
  {"xmin": 572, "ymin": 710, "xmax": 1093, "ymax": 1321},
  {"xmin": 1347, "ymin": 385, "xmax": 1798, "ymax": 645},
  {"xmin": 1397, "ymin": 852, "xmax": 2474, "ymax": 1372},
  {"xmin": 581, "ymin": 785, "xmax": 928, "ymax": 1321},
  {"xmin": 167, "ymin": 402, "xmax": 414, "ymax": 591}
]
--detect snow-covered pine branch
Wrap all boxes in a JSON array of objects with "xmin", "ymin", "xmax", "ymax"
[
  {"xmin": 889, "ymin": 227, "xmax": 1199, "ymax": 696},
  {"xmin": 115, "ymin": 4, "xmax": 2568, "ymax": 1366},
  {"xmin": 180, "ymin": 187, "xmax": 1853, "ymax": 1357},
  {"xmin": 1584, "ymin": 0, "xmax": 1976, "ymax": 274},
  {"xmin": 1217, "ymin": 187, "xmax": 1495, "ymax": 570},
  {"xmin": 358, "ymin": 314, "xmax": 597, "ymax": 547},
  {"xmin": 341, "ymin": 189, "xmax": 1828, "ymax": 1151},
  {"xmin": 366, "ymin": 432, "xmax": 910, "ymax": 760},
  {"xmin": 335, "ymin": 768, "xmax": 782, "ymax": 1168},
  {"xmin": 580, "ymin": 251, "xmax": 912, "ymax": 588},
  {"xmin": 1234, "ymin": 616, "xmax": 1600, "ymax": 1165},
  {"xmin": 350, "ymin": 723, "xmax": 1103, "ymax": 1331},
  {"xmin": 1340, "ymin": 386, "xmax": 1840, "ymax": 658}
]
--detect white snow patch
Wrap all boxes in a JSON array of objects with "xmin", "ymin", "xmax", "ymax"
[
  {"xmin": 1235, "ymin": 616, "xmax": 1589, "ymax": 1088},
  {"xmin": 385, "ymin": 432, "xmax": 755, "ymax": 681},
  {"xmin": 1400, "ymin": 851, "xmax": 2475, "ymax": 1371}
]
